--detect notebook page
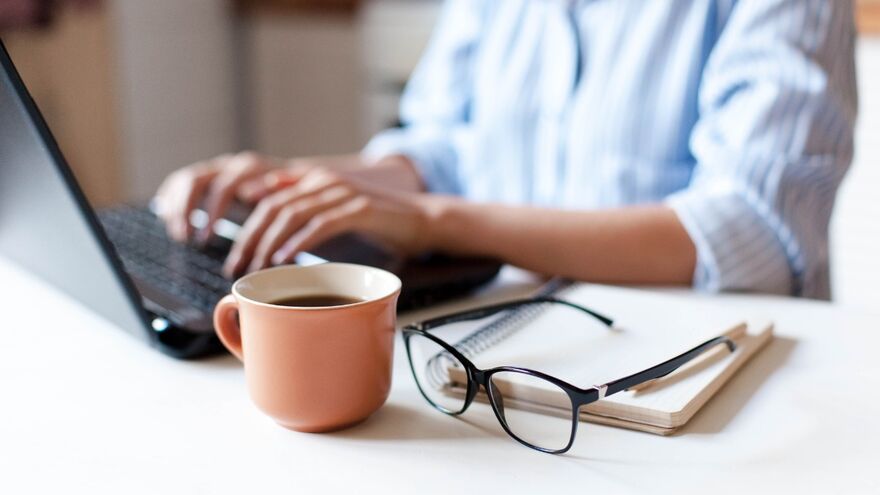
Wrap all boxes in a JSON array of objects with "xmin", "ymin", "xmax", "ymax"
[{"xmin": 459, "ymin": 284, "xmax": 767, "ymax": 426}]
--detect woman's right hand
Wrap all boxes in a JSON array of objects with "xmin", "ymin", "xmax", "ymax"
[{"xmin": 154, "ymin": 151, "xmax": 287, "ymax": 244}]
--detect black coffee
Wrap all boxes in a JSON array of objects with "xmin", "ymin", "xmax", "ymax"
[{"xmin": 269, "ymin": 294, "xmax": 364, "ymax": 307}]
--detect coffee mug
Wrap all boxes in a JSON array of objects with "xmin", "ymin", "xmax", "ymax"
[{"xmin": 213, "ymin": 263, "xmax": 401, "ymax": 432}]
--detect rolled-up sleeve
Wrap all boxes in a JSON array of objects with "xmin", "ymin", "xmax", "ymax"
[
  {"xmin": 666, "ymin": 0, "xmax": 857, "ymax": 299},
  {"xmin": 363, "ymin": 0, "xmax": 486, "ymax": 195}
]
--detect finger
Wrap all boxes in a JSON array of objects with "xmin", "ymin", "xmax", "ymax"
[
  {"xmin": 237, "ymin": 168, "xmax": 303, "ymax": 204},
  {"xmin": 152, "ymin": 185, "xmax": 173, "ymax": 224},
  {"xmin": 247, "ymin": 186, "xmax": 357, "ymax": 272},
  {"xmin": 153, "ymin": 179, "xmax": 171, "ymax": 214},
  {"xmin": 154, "ymin": 165, "xmax": 189, "ymax": 219},
  {"xmin": 222, "ymin": 187, "xmax": 305, "ymax": 277},
  {"xmin": 222, "ymin": 198, "xmax": 285, "ymax": 277},
  {"xmin": 224, "ymin": 173, "xmax": 349, "ymax": 275},
  {"xmin": 199, "ymin": 154, "xmax": 268, "ymax": 243},
  {"xmin": 170, "ymin": 166, "xmax": 218, "ymax": 242},
  {"xmin": 271, "ymin": 197, "xmax": 371, "ymax": 265}
]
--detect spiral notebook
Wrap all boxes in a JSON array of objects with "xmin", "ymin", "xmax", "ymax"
[{"xmin": 442, "ymin": 283, "xmax": 774, "ymax": 435}]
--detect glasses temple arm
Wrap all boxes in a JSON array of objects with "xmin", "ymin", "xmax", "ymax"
[
  {"xmin": 599, "ymin": 335, "xmax": 737, "ymax": 398},
  {"xmin": 414, "ymin": 297, "xmax": 614, "ymax": 332},
  {"xmin": 534, "ymin": 297, "xmax": 614, "ymax": 327}
]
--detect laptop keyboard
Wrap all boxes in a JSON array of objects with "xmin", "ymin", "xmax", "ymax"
[{"xmin": 98, "ymin": 205, "xmax": 232, "ymax": 314}]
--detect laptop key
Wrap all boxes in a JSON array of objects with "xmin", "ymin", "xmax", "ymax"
[{"xmin": 99, "ymin": 205, "xmax": 233, "ymax": 317}]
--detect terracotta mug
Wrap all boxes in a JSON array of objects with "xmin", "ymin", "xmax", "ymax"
[{"xmin": 213, "ymin": 263, "xmax": 401, "ymax": 432}]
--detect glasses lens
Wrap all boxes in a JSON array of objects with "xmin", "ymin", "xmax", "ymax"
[
  {"xmin": 406, "ymin": 333, "xmax": 470, "ymax": 414},
  {"xmin": 487, "ymin": 370, "xmax": 576, "ymax": 452}
]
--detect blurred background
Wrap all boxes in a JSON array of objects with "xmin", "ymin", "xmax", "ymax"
[
  {"xmin": 1, "ymin": 0, "xmax": 440, "ymax": 205},
  {"xmin": 1, "ymin": 0, "xmax": 878, "ymax": 307}
]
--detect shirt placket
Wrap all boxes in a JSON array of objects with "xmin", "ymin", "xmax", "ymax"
[{"xmin": 533, "ymin": 1, "xmax": 583, "ymax": 207}]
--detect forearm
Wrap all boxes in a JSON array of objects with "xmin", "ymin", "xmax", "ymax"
[{"xmin": 427, "ymin": 200, "xmax": 696, "ymax": 285}]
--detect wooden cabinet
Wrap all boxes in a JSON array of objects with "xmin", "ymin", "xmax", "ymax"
[{"xmin": 2, "ymin": 8, "xmax": 122, "ymax": 207}]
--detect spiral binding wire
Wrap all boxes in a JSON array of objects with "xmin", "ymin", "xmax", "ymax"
[
  {"xmin": 452, "ymin": 277, "xmax": 572, "ymax": 360},
  {"xmin": 426, "ymin": 350, "xmax": 462, "ymax": 391}
]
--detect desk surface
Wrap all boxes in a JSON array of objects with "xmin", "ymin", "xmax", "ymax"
[{"xmin": 1, "ymin": 257, "xmax": 878, "ymax": 494}]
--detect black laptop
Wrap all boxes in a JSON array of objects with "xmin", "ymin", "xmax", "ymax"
[{"xmin": 0, "ymin": 41, "xmax": 500, "ymax": 358}]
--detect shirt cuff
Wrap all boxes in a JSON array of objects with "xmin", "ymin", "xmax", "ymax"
[
  {"xmin": 362, "ymin": 128, "xmax": 461, "ymax": 195},
  {"xmin": 666, "ymin": 183, "xmax": 794, "ymax": 295}
]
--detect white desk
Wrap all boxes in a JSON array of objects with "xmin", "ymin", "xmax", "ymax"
[{"xmin": 1, "ymin": 257, "xmax": 878, "ymax": 495}]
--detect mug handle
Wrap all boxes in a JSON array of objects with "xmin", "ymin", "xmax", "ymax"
[{"xmin": 213, "ymin": 294, "xmax": 244, "ymax": 361}]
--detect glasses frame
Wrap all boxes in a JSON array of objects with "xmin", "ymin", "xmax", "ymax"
[{"xmin": 402, "ymin": 297, "xmax": 736, "ymax": 454}]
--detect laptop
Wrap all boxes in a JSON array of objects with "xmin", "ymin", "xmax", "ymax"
[{"xmin": 0, "ymin": 41, "xmax": 500, "ymax": 358}]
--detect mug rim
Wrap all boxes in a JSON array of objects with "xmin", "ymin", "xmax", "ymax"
[{"xmin": 231, "ymin": 262, "xmax": 402, "ymax": 311}]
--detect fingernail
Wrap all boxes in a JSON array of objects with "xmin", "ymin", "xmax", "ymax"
[
  {"xmin": 271, "ymin": 251, "xmax": 286, "ymax": 265},
  {"xmin": 272, "ymin": 242, "xmax": 295, "ymax": 265}
]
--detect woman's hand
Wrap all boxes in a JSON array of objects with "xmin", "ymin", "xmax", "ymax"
[
  {"xmin": 154, "ymin": 151, "xmax": 284, "ymax": 243},
  {"xmin": 154, "ymin": 152, "xmax": 421, "ymax": 246},
  {"xmin": 223, "ymin": 167, "xmax": 441, "ymax": 277}
]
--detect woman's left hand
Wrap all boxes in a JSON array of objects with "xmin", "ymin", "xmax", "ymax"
[{"xmin": 222, "ymin": 167, "xmax": 442, "ymax": 277}]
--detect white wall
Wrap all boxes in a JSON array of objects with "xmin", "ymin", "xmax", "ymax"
[
  {"xmin": 360, "ymin": 0, "xmax": 441, "ymax": 136},
  {"xmin": 831, "ymin": 38, "xmax": 880, "ymax": 308}
]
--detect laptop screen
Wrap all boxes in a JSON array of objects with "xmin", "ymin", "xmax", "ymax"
[{"xmin": 0, "ymin": 41, "xmax": 149, "ymax": 340}]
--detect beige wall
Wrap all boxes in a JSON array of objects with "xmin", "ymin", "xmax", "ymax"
[
  {"xmin": 3, "ymin": 7, "xmax": 122, "ymax": 207},
  {"xmin": 245, "ymin": 12, "xmax": 364, "ymax": 157},
  {"xmin": 243, "ymin": 2, "xmax": 440, "ymax": 159},
  {"xmin": 112, "ymin": 0, "xmax": 239, "ymax": 201}
]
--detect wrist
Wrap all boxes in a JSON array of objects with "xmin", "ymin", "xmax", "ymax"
[
  {"xmin": 358, "ymin": 154, "xmax": 425, "ymax": 193},
  {"xmin": 416, "ymin": 195, "xmax": 464, "ymax": 253}
]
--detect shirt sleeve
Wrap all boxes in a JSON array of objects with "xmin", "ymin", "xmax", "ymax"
[
  {"xmin": 362, "ymin": 0, "xmax": 486, "ymax": 195},
  {"xmin": 666, "ymin": 0, "xmax": 857, "ymax": 299}
]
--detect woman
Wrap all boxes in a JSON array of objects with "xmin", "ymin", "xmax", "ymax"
[{"xmin": 155, "ymin": 0, "xmax": 857, "ymax": 299}]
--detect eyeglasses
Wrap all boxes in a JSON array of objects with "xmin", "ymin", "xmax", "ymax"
[{"xmin": 402, "ymin": 297, "xmax": 736, "ymax": 454}]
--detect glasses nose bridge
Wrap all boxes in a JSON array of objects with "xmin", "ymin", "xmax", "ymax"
[{"xmin": 470, "ymin": 368, "xmax": 489, "ymax": 386}]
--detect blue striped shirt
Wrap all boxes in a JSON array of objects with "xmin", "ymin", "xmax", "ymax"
[{"xmin": 364, "ymin": 0, "xmax": 857, "ymax": 299}]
